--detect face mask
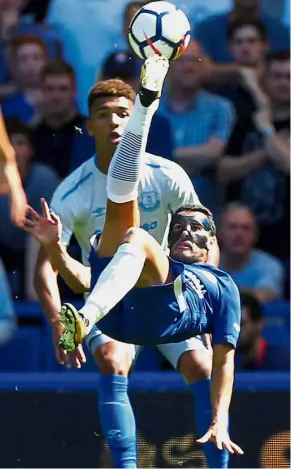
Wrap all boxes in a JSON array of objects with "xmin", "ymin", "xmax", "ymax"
[{"xmin": 168, "ymin": 213, "xmax": 212, "ymax": 251}]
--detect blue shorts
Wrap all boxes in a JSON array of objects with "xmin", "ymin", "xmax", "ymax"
[{"xmin": 89, "ymin": 250, "xmax": 202, "ymax": 346}]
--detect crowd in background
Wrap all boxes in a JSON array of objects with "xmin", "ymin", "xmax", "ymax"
[{"xmin": 0, "ymin": 0, "xmax": 290, "ymax": 372}]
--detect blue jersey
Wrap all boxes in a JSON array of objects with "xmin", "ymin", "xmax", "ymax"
[{"xmin": 90, "ymin": 252, "xmax": 242, "ymax": 348}]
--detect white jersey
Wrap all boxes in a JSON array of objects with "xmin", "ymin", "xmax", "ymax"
[{"xmin": 50, "ymin": 153, "xmax": 199, "ymax": 265}]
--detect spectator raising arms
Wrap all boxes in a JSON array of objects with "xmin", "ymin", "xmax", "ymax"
[
  {"xmin": 218, "ymin": 51, "xmax": 290, "ymax": 260},
  {"xmin": 219, "ymin": 203, "xmax": 285, "ymax": 302}
]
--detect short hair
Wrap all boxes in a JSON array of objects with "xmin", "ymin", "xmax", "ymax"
[
  {"xmin": 240, "ymin": 291, "xmax": 263, "ymax": 322},
  {"xmin": 5, "ymin": 117, "xmax": 32, "ymax": 145},
  {"xmin": 42, "ymin": 60, "xmax": 76, "ymax": 82},
  {"xmin": 10, "ymin": 34, "xmax": 47, "ymax": 55},
  {"xmin": 173, "ymin": 204, "xmax": 216, "ymax": 235},
  {"xmin": 266, "ymin": 50, "xmax": 290, "ymax": 68},
  {"xmin": 88, "ymin": 79, "xmax": 136, "ymax": 112},
  {"xmin": 227, "ymin": 18, "xmax": 268, "ymax": 42}
]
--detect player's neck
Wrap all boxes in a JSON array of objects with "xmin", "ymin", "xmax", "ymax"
[
  {"xmin": 222, "ymin": 251, "xmax": 252, "ymax": 271},
  {"xmin": 94, "ymin": 145, "xmax": 112, "ymax": 175}
]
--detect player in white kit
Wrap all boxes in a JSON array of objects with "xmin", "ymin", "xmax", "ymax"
[{"xmin": 32, "ymin": 76, "xmax": 228, "ymax": 468}]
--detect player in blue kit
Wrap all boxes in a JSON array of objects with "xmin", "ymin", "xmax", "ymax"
[{"xmin": 58, "ymin": 54, "xmax": 243, "ymax": 455}]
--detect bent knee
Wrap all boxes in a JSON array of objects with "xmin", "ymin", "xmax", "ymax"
[
  {"xmin": 178, "ymin": 349, "xmax": 212, "ymax": 384},
  {"xmin": 94, "ymin": 342, "xmax": 133, "ymax": 376}
]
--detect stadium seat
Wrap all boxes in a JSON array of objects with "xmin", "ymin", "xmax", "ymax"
[
  {"xmin": 262, "ymin": 322, "xmax": 290, "ymax": 349},
  {"xmin": 0, "ymin": 327, "xmax": 42, "ymax": 371},
  {"xmin": 262, "ymin": 301, "xmax": 290, "ymax": 319}
]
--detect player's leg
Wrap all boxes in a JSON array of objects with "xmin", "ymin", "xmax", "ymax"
[
  {"xmin": 159, "ymin": 341, "xmax": 229, "ymax": 468},
  {"xmin": 97, "ymin": 54, "xmax": 169, "ymax": 258},
  {"xmin": 59, "ymin": 226, "xmax": 170, "ymax": 351},
  {"xmin": 85, "ymin": 330, "xmax": 138, "ymax": 469}
]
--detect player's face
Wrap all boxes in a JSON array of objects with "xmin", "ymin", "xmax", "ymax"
[
  {"xmin": 42, "ymin": 74, "xmax": 76, "ymax": 117},
  {"xmin": 219, "ymin": 208, "xmax": 257, "ymax": 255},
  {"xmin": 87, "ymin": 96, "xmax": 133, "ymax": 150},
  {"xmin": 229, "ymin": 26, "xmax": 267, "ymax": 66},
  {"xmin": 15, "ymin": 44, "xmax": 46, "ymax": 86},
  {"xmin": 263, "ymin": 60, "xmax": 290, "ymax": 105},
  {"xmin": 169, "ymin": 211, "xmax": 214, "ymax": 264}
]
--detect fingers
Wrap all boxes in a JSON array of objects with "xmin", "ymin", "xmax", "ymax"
[
  {"xmin": 41, "ymin": 198, "xmax": 51, "ymax": 220},
  {"xmin": 50, "ymin": 211, "xmax": 60, "ymax": 224},
  {"xmin": 68, "ymin": 346, "xmax": 87, "ymax": 369},
  {"xmin": 228, "ymin": 441, "xmax": 244, "ymax": 455},
  {"xmin": 55, "ymin": 345, "xmax": 71, "ymax": 368},
  {"xmin": 77, "ymin": 345, "xmax": 86, "ymax": 364},
  {"xmin": 27, "ymin": 205, "xmax": 40, "ymax": 221}
]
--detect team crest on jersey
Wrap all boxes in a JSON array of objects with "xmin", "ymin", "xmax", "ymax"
[{"xmin": 139, "ymin": 191, "xmax": 160, "ymax": 213}]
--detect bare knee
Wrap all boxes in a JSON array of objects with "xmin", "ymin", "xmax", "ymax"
[
  {"xmin": 94, "ymin": 341, "xmax": 133, "ymax": 376},
  {"xmin": 178, "ymin": 349, "xmax": 212, "ymax": 384}
]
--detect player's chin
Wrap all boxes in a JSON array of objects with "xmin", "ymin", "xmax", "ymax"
[{"xmin": 171, "ymin": 247, "xmax": 196, "ymax": 264}]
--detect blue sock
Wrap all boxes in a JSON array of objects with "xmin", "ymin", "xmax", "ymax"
[
  {"xmin": 189, "ymin": 378, "xmax": 229, "ymax": 468},
  {"xmin": 98, "ymin": 374, "xmax": 137, "ymax": 468}
]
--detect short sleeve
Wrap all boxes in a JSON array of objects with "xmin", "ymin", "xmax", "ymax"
[
  {"xmin": 50, "ymin": 182, "xmax": 78, "ymax": 246},
  {"xmin": 212, "ymin": 278, "xmax": 242, "ymax": 348},
  {"xmin": 166, "ymin": 163, "xmax": 200, "ymax": 213}
]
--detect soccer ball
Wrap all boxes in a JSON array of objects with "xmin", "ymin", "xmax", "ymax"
[{"xmin": 128, "ymin": 1, "xmax": 191, "ymax": 61}]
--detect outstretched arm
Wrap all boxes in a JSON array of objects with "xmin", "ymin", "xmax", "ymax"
[{"xmin": 0, "ymin": 107, "xmax": 27, "ymax": 225}]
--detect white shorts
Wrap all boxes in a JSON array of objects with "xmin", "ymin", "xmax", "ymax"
[{"xmin": 85, "ymin": 325, "xmax": 206, "ymax": 370}]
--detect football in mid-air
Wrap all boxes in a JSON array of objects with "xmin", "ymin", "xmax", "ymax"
[{"xmin": 128, "ymin": 1, "xmax": 191, "ymax": 61}]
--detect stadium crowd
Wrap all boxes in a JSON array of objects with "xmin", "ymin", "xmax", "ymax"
[{"xmin": 0, "ymin": 0, "xmax": 290, "ymax": 372}]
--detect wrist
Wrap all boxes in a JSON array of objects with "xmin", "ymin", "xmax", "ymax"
[{"xmin": 46, "ymin": 240, "xmax": 64, "ymax": 253}]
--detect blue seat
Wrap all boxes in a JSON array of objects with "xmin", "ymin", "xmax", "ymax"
[
  {"xmin": 262, "ymin": 301, "xmax": 290, "ymax": 319},
  {"xmin": 262, "ymin": 322, "xmax": 290, "ymax": 349},
  {"xmin": 0, "ymin": 327, "xmax": 42, "ymax": 371}
]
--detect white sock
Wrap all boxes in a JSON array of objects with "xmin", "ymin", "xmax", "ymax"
[
  {"xmin": 106, "ymin": 95, "xmax": 159, "ymax": 204},
  {"xmin": 80, "ymin": 243, "xmax": 146, "ymax": 331}
]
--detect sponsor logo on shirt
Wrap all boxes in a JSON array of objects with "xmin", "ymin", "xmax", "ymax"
[
  {"xmin": 141, "ymin": 221, "xmax": 158, "ymax": 232},
  {"xmin": 139, "ymin": 190, "xmax": 160, "ymax": 212}
]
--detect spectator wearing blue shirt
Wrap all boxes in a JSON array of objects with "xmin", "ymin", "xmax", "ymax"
[
  {"xmin": 0, "ymin": 118, "xmax": 59, "ymax": 299},
  {"xmin": 100, "ymin": 50, "xmax": 174, "ymax": 160},
  {"xmin": 1, "ymin": 35, "xmax": 47, "ymax": 125},
  {"xmin": 236, "ymin": 291, "xmax": 290, "ymax": 370},
  {"xmin": 192, "ymin": 0, "xmax": 289, "ymax": 63},
  {"xmin": 160, "ymin": 39, "xmax": 235, "ymax": 219},
  {"xmin": 32, "ymin": 60, "xmax": 95, "ymax": 178},
  {"xmin": 0, "ymin": 258, "xmax": 17, "ymax": 346},
  {"xmin": 219, "ymin": 203, "xmax": 284, "ymax": 302}
]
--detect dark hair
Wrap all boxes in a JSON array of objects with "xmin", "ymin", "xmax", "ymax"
[
  {"xmin": 240, "ymin": 291, "xmax": 263, "ymax": 322},
  {"xmin": 227, "ymin": 18, "xmax": 267, "ymax": 42},
  {"xmin": 174, "ymin": 204, "xmax": 216, "ymax": 235},
  {"xmin": 124, "ymin": 1, "xmax": 148, "ymax": 23},
  {"xmin": 88, "ymin": 78, "xmax": 136, "ymax": 112},
  {"xmin": 5, "ymin": 118, "xmax": 32, "ymax": 144},
  {"xmin": 42, "ymin": 60, "xmax": 76, "ymax": 81},
  {"xmin": 266, "ymin": 50, "xmax": 290, "ymax": 67},
  {"xmin": 10, "ymin": 34, "xmax": 47, "ymax": 55}
]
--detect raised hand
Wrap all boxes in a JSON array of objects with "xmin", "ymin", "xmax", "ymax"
[
  {"xmin": 197, "ymin": 423, "xmax": 244, "ymax": 455},
  {"xmin": 22, "ymin": 198, "xmax": 62, "ymax": 248}
]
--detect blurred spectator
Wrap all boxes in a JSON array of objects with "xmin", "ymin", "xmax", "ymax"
[
  {"xmin": 160, "ymin": 39, "xmax": 235, "ymax": 218},
  {"xmin": 32, "ymin": 60, "xmax": 95, "ymax": 179},
  {"xmin": 0, "ymin": 257, "xmax": 17, "ymax": 346},
  {"xmin": 219, "ymin": 203, "xmax": 285, "ymax": 302},
  {"xmin": 193, "ymin": 0, "xmax": 290, "ymax": 63},
  {"xmin": 236, "ymin": 291, "xmax": 290, "ymax": 370},
  {"xmin": 218, "ymin": 50, "xmax": 290, "ymax": 260},
  {"xmin": 0, "ymin": 0, "xmax": 62, "ymax": 90},
  {"xmin": 46, "ymin": 0, "xmax": 147, "ymax": 113},
  {"xmin": 1, "ymin": 35, "xmax": 47, "ymax": 124},
  {"xmin": 0, "ymin": 118, "xmax": 58, "ymax": 299},
  {"xmin": 21, "ymin": 0, "xmax": 51, "ymax": 23},
  {"xmin": 205, "ymin": 19, "xmax": 269, "ymax": 120},
  {"xmin": 101, "ymin": 50, "xmax": 174, "ymax": 160}
]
